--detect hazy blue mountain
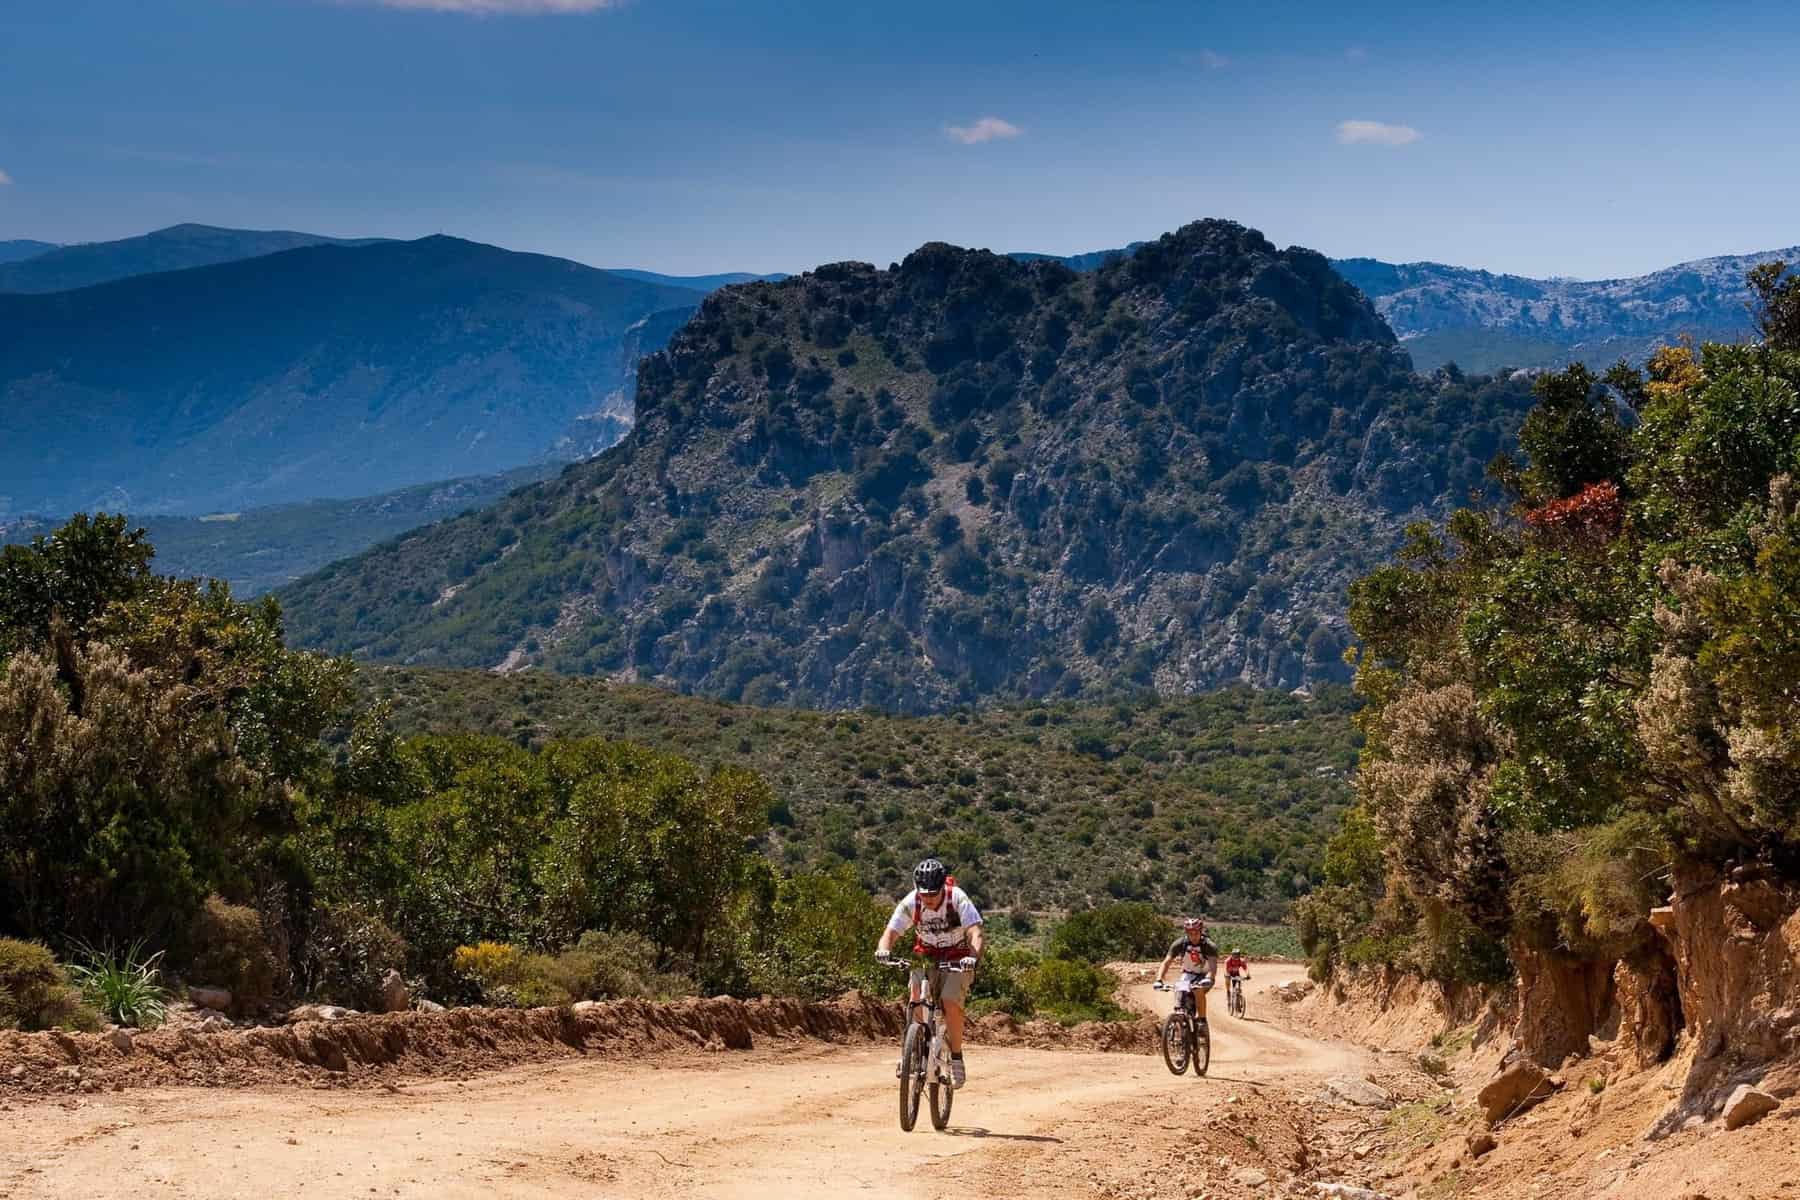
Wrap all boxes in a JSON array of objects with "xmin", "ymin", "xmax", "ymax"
[
  {"xmin": 1, "ymin": 465, "xmax": 557, "ymax": 597},
  {"xmin": 1009, "ymin": 243, "xmax": 1147, "ymax": 271},
  {"xmin": 0, "ymin": 239, "xmax": 58, "ymax": 266},
  {"xmin": 607, "ymin": 267, "xmax": 788, "ymax": 291},
  {"xmin": 0, "ymin": 223, "xmax": 387, "ymax": 293},
  {"xmin": 0, "ymin": 236, "xmax": 704, "ymax": 516},
  {"xmin": 1331, "ymin": 247, "xmax": 1798, "ymax": 372}
]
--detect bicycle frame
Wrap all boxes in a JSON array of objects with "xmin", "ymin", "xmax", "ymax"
[
  {"xmin": 888, "ymin": 958, "xmax": 970, "ymax": 1131},
  {"xmin": 902, "ymin": 960, "xmax": 967, "ymax": 1079}
]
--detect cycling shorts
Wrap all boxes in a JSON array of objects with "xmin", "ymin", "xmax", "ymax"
[{"xmin": 911, "ymin": 962, "xmax": 974, "ymax": 1006}]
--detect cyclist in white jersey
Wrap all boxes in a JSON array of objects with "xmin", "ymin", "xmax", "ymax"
[{"xmin": 874, "ymin": 858, "xmax": 984, "ymax": 1087}]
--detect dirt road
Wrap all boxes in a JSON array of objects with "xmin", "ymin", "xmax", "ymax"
[{"xmin": 1, "ymin": 966, "xmax": 1367, "ymax": 1200}]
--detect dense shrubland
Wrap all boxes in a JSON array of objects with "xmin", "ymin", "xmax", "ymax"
[
  {"xmin": 1299, "ymin": 263, "xmax": 1800, "ymax": 987},
  {"xmin": 0, "ymin": 519, "xmax": 1191, "ymax": 1027},
  {"xmin": 364, "ymin": 667, "xmax": 1358, "ymax": 919}
]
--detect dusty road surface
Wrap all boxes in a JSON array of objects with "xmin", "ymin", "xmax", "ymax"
[{"xmin": 1, "ymin": 966, "xmax": 1361, "ymax": 1200}]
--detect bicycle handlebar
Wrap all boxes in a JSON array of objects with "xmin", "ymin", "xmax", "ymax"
[{"xmin": 879, "ymin": 957, "xmax": 975, "ymax": 972}]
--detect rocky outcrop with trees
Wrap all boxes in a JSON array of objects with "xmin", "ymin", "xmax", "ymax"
[{"xmin": 281, "ymin": 220, "xmax": 1537, "ymax": 711}]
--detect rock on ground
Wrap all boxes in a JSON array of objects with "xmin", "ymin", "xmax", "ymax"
[
  {"xmin": 189, "ymin": 986, "xmax": 232, "ymax": 1012},
  {"xmin": 1478, "ymin": 1059, "xmax": 1559, "ymax": 1125},
  {"xmin": 1313, "ymin": 1184, "xmax": 1393, "ymax": 1200},
  {"xmin": 379, "ymin": 970, "xmax": 409, "ymax": 1014},
  {"xmin": 1722, "ymin": 1085, "xmax": 1780, "ymax": 1130},
  {"xmin": 1321, "ymin": 1076, "xmax": 1392, "ymax": 1108}
]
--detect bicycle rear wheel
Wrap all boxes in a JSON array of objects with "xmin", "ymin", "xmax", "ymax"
[
  {"xmin": 1192, "ymin": 1022, "xmax": 1211, "ymax": 1076},
  {"xmin": 1160, "ymin": 1013, "xmax": 1190, "ymax": 1075},
  {"xmin": 898, "ymin": 1024, "xmax": 925, "ymax": 1131}
]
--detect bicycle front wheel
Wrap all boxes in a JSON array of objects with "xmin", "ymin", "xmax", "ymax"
[
  {"xmin": 928, "ymin": 1073, "xmax": 953, "ymax": 1130},
  {"xmin": 1160, "ymin": 1013, "xmax": 1190, "ymax": 1075},
  {"xmin": 898, "ymin": 1024, "xmax": 925, "ymax": 1131}
]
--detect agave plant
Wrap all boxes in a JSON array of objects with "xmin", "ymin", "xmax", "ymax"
[{"xmin": 68, "ymin": 941, "xmax": 170, "ymax": 1029}]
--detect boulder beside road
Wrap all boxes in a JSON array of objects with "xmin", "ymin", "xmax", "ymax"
[
  {"xmin": 1723, "ymin": 1085, "xmax": 1779, "ymax": 1130},
  {"xmin": 1478, "ymin": 1059, "xmax": 1560, "ymax": 1125},
  {"xmin": 188, "ymin": 986, "xmax": 232, "ymax": 1012}
]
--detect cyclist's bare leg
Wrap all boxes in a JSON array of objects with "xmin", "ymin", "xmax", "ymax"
[{"xmin": 944, "ymin": 1001, "xmax": 965, "ymax": 1052}]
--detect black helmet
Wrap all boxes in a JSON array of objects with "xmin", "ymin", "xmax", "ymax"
[{"xmin": 914, "ymin": 858, "xmax": 948, "ymax": 893}]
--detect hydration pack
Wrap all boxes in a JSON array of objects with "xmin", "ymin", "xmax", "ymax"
[{"xmin": 912, "ymin": 875, "xmax": 964, "ymax": 959}]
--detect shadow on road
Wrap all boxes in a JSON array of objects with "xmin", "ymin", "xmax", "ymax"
[{"xmin": 941, "ymin": 1127, "xmax": 1063, "ymax": 1143}]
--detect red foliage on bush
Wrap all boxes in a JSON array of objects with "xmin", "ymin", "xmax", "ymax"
[{"xmin": 1524, "ymin": 481, "xmax": 1624, "ymax": 540}]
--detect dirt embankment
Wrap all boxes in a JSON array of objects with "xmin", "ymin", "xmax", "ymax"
[
  {"xmin": 0, "ymin": 989, "xmax": 1163, "ymax": 1100},
  {"xmin": 0, "ymin": 992, "xmax": 905, "ymax": 1097},
  {"xmin": 1284, "ymin": 874, "xmax": 1800, "ymax": 1199}
]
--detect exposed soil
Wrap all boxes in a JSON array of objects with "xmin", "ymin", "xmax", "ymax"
[{"xmin": 4, "ymin": 963, "xmax": 1796, "ymax": 1199}]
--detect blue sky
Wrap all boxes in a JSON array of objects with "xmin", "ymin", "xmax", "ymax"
[{"xmin": 3, "ymin": 0, "xmax": 1798, "ymax": 277}]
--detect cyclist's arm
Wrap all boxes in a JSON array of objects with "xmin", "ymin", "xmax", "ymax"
[
  {"xmin": 1155, "ymin": 950, "xmax": 1176, "ymax": 984},
  {"xmin": 877, "ymin": 896, "xmax": 913, "ymax": 956},
  {"xmin": 948, "ymin": 888, "xmax": 984, "ymax": 961}
]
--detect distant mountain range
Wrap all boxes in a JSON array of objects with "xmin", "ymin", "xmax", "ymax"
[
  {"xmin": 0, "ymin": 223, "xmax": 387, "ymax": 294},
  {"xmin": 0, "ymin": 236, "xmax": 703, "ymax": 516},
  {"xmin": 0, "ymin": 464, "xmax": 555, "ymax": 597},
  {"xmin": 278, "ymin": 220, "xmax": 1537, "ymax": 706},
  {"xmin": 607, "ymin": 268, "xmax": 788, "ymax": 292},
  {"xmin": 1334, "ymin": 247, "xmax": 1795, "ymax": 372},
  {"xmin": 0, "ymin": 239, "xmax": 60, "ymax": 266}
]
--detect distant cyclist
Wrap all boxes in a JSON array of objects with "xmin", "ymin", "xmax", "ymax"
[
  {"xmin": 1224, "ymin": 947, "xmax": 1250, "ymax": 984},
  {"xmin": 874, "ymin": 858, "xmax": 984, "ymax": 1087},
  {"xmin": 1154, "ymin": 917, "xmax": 1220, "ymax": 1032}
]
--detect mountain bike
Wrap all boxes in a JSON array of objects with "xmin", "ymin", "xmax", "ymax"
[
  {"xmin": 1227, "ymin": 974, "xmax": 1249, "ymax": 1018},
  {"xmin": 886, "ymin": 958, "xmax": 972, "ymax": 1131},
  {"xmin": 1153, "ymin": 977, "xmax": 1211, "ymax": 1076}
]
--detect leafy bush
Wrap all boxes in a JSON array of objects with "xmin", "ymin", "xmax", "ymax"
[
  {"xmin": 0, "ymin": 938, "xmax": 100, "ymax": 1032},
  {"xmin": 297, "ymin": 903, "xmax": 410, "ymax": 1010},
  {"xmin": 735, "ymin": 868, "xmax": 893, "ymax": 1000},
  {"xmin": 68, "ymin": 941, "xmax": 170, "ymax": 1029},
  {"xmin": 1207, "ymin": 923, "xmax": 1304, "ymax": 960},
  {"xmin": 183, "ymin": 896, "xmax": 281, "ymax": 1015},
  {"xmin": 452, "ymin": 934, "xmax": 691, "ymax": 1007},
  {"xmin": 966, "ymin": 945, "xmax": 1041, "ymax": 1017},
  {"xmin": 1021, "ymin": 956, "xmax": 1127, "ymax": 1023},
  {"xmin": 1047, "ymin": 903, "xmax": 1174, "ymax": 962},
  {"xmin": 539, "ymin": 931, "xmax": 693, "ymax": 1001}
]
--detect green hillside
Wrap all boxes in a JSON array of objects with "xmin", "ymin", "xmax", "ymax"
[{"xmin": 364, "ymin": 666, "xmax": 1360, "ymax": 921}]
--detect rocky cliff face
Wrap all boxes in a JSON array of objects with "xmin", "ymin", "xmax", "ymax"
[{"xmin": 282, "ymin": 220, "xmax": 1536, "ymax": 710}]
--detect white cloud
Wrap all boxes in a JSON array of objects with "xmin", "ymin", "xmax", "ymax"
[
  {"xmin": 1336, "ymin": 119, "xmax": 1420, "ymax": 146},
  {"xmin": 1194, "ymin": 49, "xmax": 1230, "ymax": 69},
  {"xmin": 0, "ymin": 169, "xmax": 11, "ymax": 186},
  {"xmin": 1345, "ymin": 46, "xmax": 1369, "ymax": 60},
  {"xmin": 945, "ymin": 116, "xmax": 1022, "ymax": 145},
  {"xmin": 345, "ymin": 0, "xmax": 622, "ymax": 13}
]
